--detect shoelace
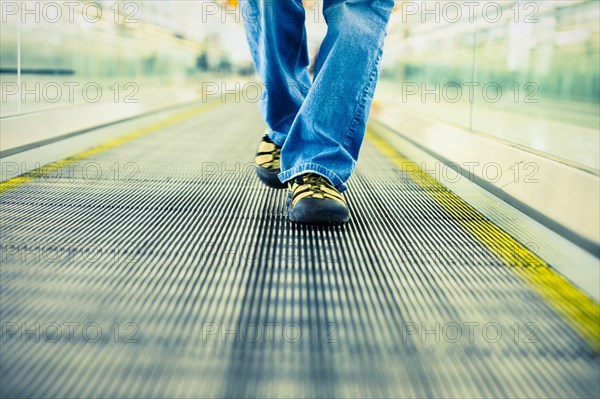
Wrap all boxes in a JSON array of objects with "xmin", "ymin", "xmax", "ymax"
[
  {"xmin": 290, "ymin": 174, "xmax": 346, "ymax": 206},
  {"xmin": 272, "ymin": 146, "xmax": 281, "ymax": 163},
  {"xmin": 257, "ymin": 136, "xmax": 281, "ymax": 169},
  {"xmin": 295, "ymin": 174, "xmax": 329, "ymax": 192},
  {"xmin": 296, "ymin": 174, "xmax": 343, "ymax": 197}
]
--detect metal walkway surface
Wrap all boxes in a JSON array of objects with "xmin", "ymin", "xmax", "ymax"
[{"xmin": 1, "ymin": 100, "xmax": 599, "ymax": 398}]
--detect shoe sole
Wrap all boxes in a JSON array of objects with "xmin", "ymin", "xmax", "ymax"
[
  {"xmin": 256, "ymin": 166, "xmax": 287, "ymax": 189},
  {"xmin": 288, "ymin": 214, "xmax": 350, "ymax": 225},
  {"xmin": 287, "ymin": 197, "xmax": 350, "ymax": 225}
]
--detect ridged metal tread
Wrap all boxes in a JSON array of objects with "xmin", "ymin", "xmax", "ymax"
[{"xmin": 0, "ymin": 101, "xmax": 598, "ymax": 398}]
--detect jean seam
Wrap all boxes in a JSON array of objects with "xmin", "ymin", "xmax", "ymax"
[{"xmin": 342, "ymin": 48, "xmax": 381, "ymax": 150}]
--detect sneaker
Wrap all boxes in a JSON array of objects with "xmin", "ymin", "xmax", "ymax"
[
  {"xmin": 255, "ymin": 134, "xmax": 287, "ymax": 189},
  {"xmin": 287, "ymin": 174, "xmax": 350, "ymax": 225}
]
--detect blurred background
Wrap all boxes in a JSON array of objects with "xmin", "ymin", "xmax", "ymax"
[
  {"xmin": 1, "ymin": 0, "xmax": 598, "ymax": 170},
  {"xmin": 1, "ymin": 2, "xmax": 599, "ymax": 398}
]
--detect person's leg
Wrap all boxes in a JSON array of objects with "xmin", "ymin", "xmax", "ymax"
[
  {"xmin": 278, "ymin": 0, "xmax": 395, "ymax": 192},
  {"xmin": 240, "ymin": 0, "xmax": 311, "ymax": 146}
]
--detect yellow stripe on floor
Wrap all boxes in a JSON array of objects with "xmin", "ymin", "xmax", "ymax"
[
  {"xmin": 367, "ymin": 127, "xmax": 600, "ymax": 353},
  {"xmin": 0, "ymin": 101, "xmax": 223, "ymax": 195}
]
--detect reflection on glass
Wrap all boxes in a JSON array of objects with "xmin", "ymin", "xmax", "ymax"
[
  {"xmin": 0, "ymin": 1, "xmax": 247, "ymax": 118},
  {"xmin": 378, "ymin": 0, "xmax": 599, "ymax": 171}
]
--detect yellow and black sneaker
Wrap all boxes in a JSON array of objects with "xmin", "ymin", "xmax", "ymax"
[
  {"xmin": 255, "ymin": 134, "xmax": 287, "ymax": 189},
  {"xmin": 287, "ymin": 174, "xmax": 350, "ymax": 225}
]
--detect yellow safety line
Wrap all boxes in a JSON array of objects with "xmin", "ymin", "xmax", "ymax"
[
  {"xmin": 0, "ymin": 101, "xmax": 224, "ymax": 195},
  {"xmin": 367, "ymin": 127, "xmax": 600, "ymax": 353},
  {"xmin": 2, "ymin": 101, "xmax": 598, "ymax": 351}
]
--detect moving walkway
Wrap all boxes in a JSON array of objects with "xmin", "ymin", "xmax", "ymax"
[{"xmin": 0, "ymin": 99, "xmax": 598, "ymax": 398}]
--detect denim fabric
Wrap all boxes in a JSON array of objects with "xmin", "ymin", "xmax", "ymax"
[{"xmin": 242, "ymin": 0, "xmax": 395, "ymax": 191}]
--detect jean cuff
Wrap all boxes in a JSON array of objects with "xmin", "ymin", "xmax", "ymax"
[
  {"xmin": 278, "ymin": 162, "xmax": 348, "ymax": 193},
  {"xmin": 266, "ymin": 129, "xmax": 287, "ymax": 147}
]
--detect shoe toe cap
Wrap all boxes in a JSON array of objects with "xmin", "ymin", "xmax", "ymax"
[{"xmin": 289, "ymin": 198, "xmax": 350, "ymax": 225}]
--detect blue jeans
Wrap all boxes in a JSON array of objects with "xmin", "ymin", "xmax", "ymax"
[{"xmin": 241, "ymin": 0, "xmax": 395, "ymax": 192}]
